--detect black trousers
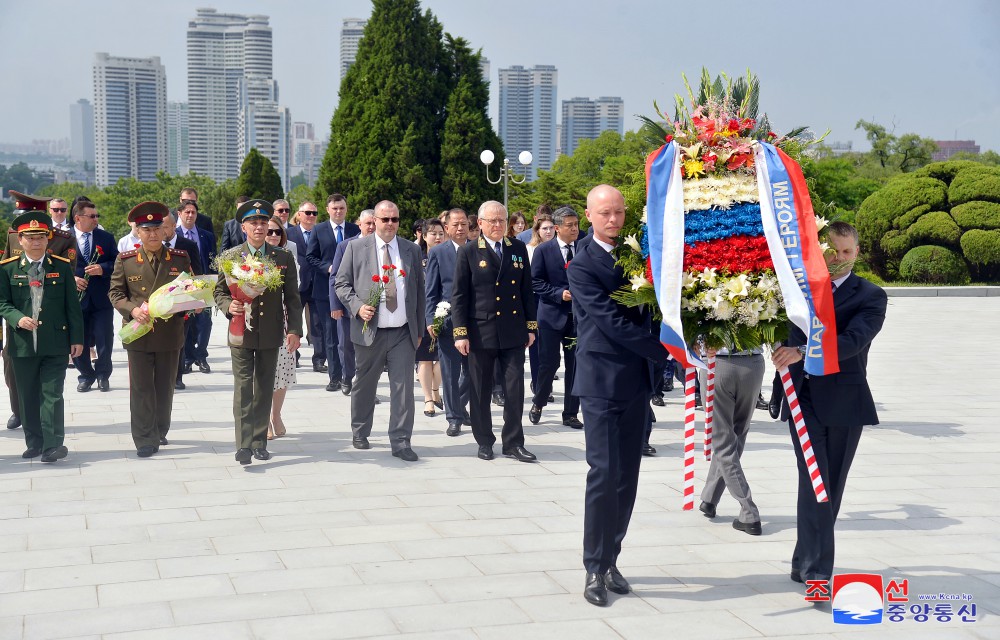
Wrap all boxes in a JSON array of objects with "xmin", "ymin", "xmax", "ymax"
[
  {"xmin": 532, "ymin": 323, "xmax": 578, "ymax": 417},
  {"xmin": 789, "ymin": 381, "xmax": 863, "ymax": 581},
  {"xmin": 73, "ymin": 306, "xmax": 114, "ymax": 383},
  {"xmin": 581, "ymin": 393, "xmax": 647, "ymax": 573},
  {"xmin": 468, "ymin": 346, "xmax": 525, "ymax": 451},
  {"xmin": 311, "ymin": 298, "xmax": 341, "ymax": 383}
]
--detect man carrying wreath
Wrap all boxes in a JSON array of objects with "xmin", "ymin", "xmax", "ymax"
[
  {"xmin": 214, "ymin": 200, "xmax": 302, "ymax": 465},
  {"xmin": 0, "ymin": 208, "xmax": 83, "ymax": 462}
]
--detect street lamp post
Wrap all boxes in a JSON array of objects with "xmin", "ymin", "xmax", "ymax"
[{"xmin": 480, "ymin": 149, "xmax": 533, "ymax": 211}]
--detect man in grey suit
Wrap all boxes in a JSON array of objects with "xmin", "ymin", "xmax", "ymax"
[
  {"xmin": 335, "ymin": 200, "xmax": 426, "ymax": 462},
  {"xmin": 425, "ymin": 208, "xmax": 471, "ymax": 436}
]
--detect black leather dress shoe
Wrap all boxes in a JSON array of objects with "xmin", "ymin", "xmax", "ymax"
[
  {"xmin": 605, "ymin": 566, "xmax": 631, "ymax": 594},
  {"xmin": 790, "ymin": 569, "xmax": 804, "ymax": 583},
  {"xmin": 462, "ymin": 418, "xmax": 472, "ymax": 426},
  {"xmin": 492, "ymin": 392, "xmax": 505, "ymax": 406},
  {"xmin": 352, "ymin": 437, "xmax": 370, "ymax": 450},
  {"xmin": 313, "ymin": 363, "xmax": 328, "ymax": 373},
  {"xmin": 768, "ymin": 393, "xmax": 781, "ymax": 420},
  {"xmin": 732, "ymin": 518, "xmax": 762, "ymax": 536},
  {"xmin": 97, "ymin": 378, "xmax": 110, "ymax": 392},
  {"xmin": 39, "ymin": 446, "xmax": 68, "ymax": 463},
  {"xmin": 695, "ymin": 392, "xmax": 703, "ymax": 408},
  {"xmin": 446, "ymin": 422, "xmax": 461, "ymax": 437},
  {"xmin": 252, "ymin": 448, "xmax": 271, "ymax": 460},
  {"xmin": 477, "ymin": 445, "xmax": 494, "ymax": 460},
  {"xmin": 755, "ymin": 392, "xmax": 769, "ymax": 411},
  {"xmin": 7, "ymin": 414, "xmax": 21, "ymax": 430},
  {"xmin": 175, "ymin": 380, "xmax": 186, "ymax": 390},
  {"xmin": 699, "ymin": 501, "xmax": 716, "ymax": 519},
  {"xmin": 77, "ymin": 379, "xmax": 94, "ymax": 392},
  {"xmin": 392, "ymin": 448, "xmax": 418, "ymax": 462},
  {"xmin": 341, "ymin": 380, "xmax": 352, "ymax": 395},
  {"xmin": 562, "ymin": 416, "xmax": 584, "ymax": 429},
  {"xmin": 235, "ymin": 448, "xmax": 252, "ymax": 465},
  {"xmin": 22, "ymin": 447, "xmax": 41, "ymax": 459},
  {"xmin": 503, "ymin": 446, "xmax": 537, "ymax": 462},
  {"xmin": 197, "ymin": 359, "xmax": 211, "ymax": 374},
  {"xmin": 664, "ymin": 378, "xmax": 674, "ymax": 392},
  {"xmin": 650, "ymin": 394, "xmax": 664, "ymax": 406},
  {"xmin": 584, "ymin": 572, "xmax": 608, "ymax": 606},
  {"xmin": 182, "ymin": 361, "xmax": 193, "ymax": 374},
  {"xmin": 641, "ymin": 444, "xmax": 657, "ymax": 456},
  {"xmin": 528, "ymin": 405, "xmax": 542, "ymax": 425},
  {"xmin": 137, "ymin": 445, "xmax": 158, "ymax": 458},
  {"xmin": 326, "ymin": 380, "xmax": 342, "ymax": 392},
  {"xmin": 159, "ymin": 437, "xmax": 169, "ymax": 446}
]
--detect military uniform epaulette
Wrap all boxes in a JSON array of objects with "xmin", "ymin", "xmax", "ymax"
[
  {"xmin": 52, "ymin": 228, "xmax": 73, "ymax": 239},
  {"xmin": 168, "ymin": 249, "xmax": 188, "ymax": 257},
  {"xmin": 49, "ymin": 254, "xmax": 70, "ymax": 263},
  {"xmin": 120, "ymin": 250, "xmax": 139, "ymax": 259},
  {"xmin": 0, "ymin": 256, "xmax": 18, "ymax": 265}
]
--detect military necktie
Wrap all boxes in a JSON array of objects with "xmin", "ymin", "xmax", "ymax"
[{"xmin": 383, "ymin": 244, "xmax": 397, "ymax": 312}]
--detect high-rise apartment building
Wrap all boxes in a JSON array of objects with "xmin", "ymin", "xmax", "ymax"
[
  {"xmin": 166, "ymin": 101, "xmax": 189, "ymax": 175},
  {"xmin": 187, "ymin": 9, "xmax": 274, "ymax": 182},
  {"xmin": 69, "ymin": 99, "xmax": 95, "ymax": 165},
  {"xmin": 92, "ymin": 53, "xmax": 167, "ymax": 187},
  {"xmin": 341, "ymin": 18, "xmax": 367, "ymax": 79},
  {"xmin": 560, "ymin": 96, "xmax": 624, "ymax": 157},
  {"xmin": 498, "ymin": 65, "xmax": 557, "ymax": 180},
  {"xmin": 291, "ymin": 122, "xmax": 326, "ymax": 187},
  {"xmin": 932, "ymin": 140, "xmax": 980, "ymax": 161},
  {"xmin": 237, "ymin": 76, "xmax": 291, "ymax": 189}
]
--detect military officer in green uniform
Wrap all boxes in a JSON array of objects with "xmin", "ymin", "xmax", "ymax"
[
  {"xmin": 214, "ymin": 200, "xmax": 302, "ymax": 465},
  {"xmin": 1, "ymin": 191, "xmax": 79, "ymax": 431},
  {"xmin": 0, "ymin": 211, "xmax": 84, "ymax": 462},
  {"xmin": 108, "ymin": 202, "xmax": 192, "ymax": 458}
]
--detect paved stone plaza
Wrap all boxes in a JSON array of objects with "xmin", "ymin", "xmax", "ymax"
[{"xmin": 0, "ymin": 296, "xmax": 997, "ymax": 639}]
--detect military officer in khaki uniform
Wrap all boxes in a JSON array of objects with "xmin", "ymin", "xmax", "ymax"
[
  {"xmin": 0, "ymin": 211, "xmax": 84, "ymax": 462},
  {"xmin": 1, "ymin": 191, "xmax": 79, "ymax": 431},
  {"xmin": 214, "ymin": 200, "xmax": 302, "ymax": 465},
  {"xmin": 109, "ymin": 202, "xmax": 192, "ymax": 457}
]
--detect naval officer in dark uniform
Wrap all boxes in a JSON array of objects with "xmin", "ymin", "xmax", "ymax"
[
  {"xmin": 109, "ymin": 202, "xmax": 192, "ymax": 458},
  {"xmin": 451, "ymin": 200, "xmax": 537, "ymax": 463},
  {"xmin": 0, "ymin": 211, "xmax": 84, "ymax": 462},
  {"xmin": 214, "ymin": 200, "xmax": 302, "ymax": 465},
  {"xmin": 2, "ymin": 191, "xmax": 79, "ymax": 431}
]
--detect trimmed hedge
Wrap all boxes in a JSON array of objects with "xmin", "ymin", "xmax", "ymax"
[
  {"xmin": 906, "ymin": 211, "xmax": 961, "ymax": 247},
  {"xmin": 948, "ymin": 165, "xmax": 1000, "ymax": 205},
  {"xmin": 960, "ymin": 229, "xmax": 1000, "ymax": 265},
  {"xmin": 952, "ymin": 201, "xmax": 1000, "ymax": 230},
  {"xmin": 899, "ymin": 245, "xmax": 970, "ymax": 284}
]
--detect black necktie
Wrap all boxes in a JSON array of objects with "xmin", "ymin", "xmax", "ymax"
[{"xmin": 565, "ymin": 243, "xmax": 573, "ymax": 262}]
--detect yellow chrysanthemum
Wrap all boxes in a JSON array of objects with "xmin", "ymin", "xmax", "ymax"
[{"xmin": 683, "ymin": 159, "xmax": 706, "ymax": 179}]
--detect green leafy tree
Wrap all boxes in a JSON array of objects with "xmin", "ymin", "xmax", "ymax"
[
  {"xmin": 235, "ymin": 149, "xmax": 284, "ymax": 203},
  {"xmin": 855, "ymin": 119, "xmax": 938, "ymax": 173},
  {"xmin": 201, "ymin": 179, "xmax": 239, "ymax": 242}
]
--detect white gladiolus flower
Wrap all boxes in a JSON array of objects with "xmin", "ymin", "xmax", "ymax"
[
  {"xmin": 624, "ymin": 234, "xmax": 642, "ymax": 253},
  {"xmin": 724, "ymin": 273, "xmax": 750, "ymax": 300},
  {"xmin": 630, "ymin": 275, "xmax": 650, "ymax": 291}
]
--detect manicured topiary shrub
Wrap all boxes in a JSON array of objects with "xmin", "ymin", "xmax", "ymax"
[
  {"xmin": 899, "ymin": 245, "xmax": 970, "ymax": 284},
  {"xmin": 960, "ymin": 229, "xmax": 1000, "ymax": 281},
  {"xmin": 857, "ymin": 161, "xmax": 1000, "ymax": 282}
]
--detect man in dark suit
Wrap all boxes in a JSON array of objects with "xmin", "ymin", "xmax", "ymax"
[
  {"xmin": 425, "ymin": 208, "xmax": 472, "ymax": 436},
  {"xmin": 286, "ymin": 201, "xmax": 319, "ymax": 367},
  {"xmin": 214, "ymin": 200, "xmax": 302, "ymax": 465},
  {"xmin": 219, "ymin": 196, "xmax": 250, "ymax": 252},
  {"xmin": 772, "ymin": 221, "xmax": 887, "ymax": 587},
  {"xmin": 109, "ymin": 203, "xmax": 193, "ymax": 458},
  {"xmin": 306, "ymin": 194, "xmax": 360, "ymax": 391},
  {"xmin": 70, "ymin": 200, "xmax": 118, "ymax": 392},
  {"xmin": 529, "ymin": 206, "xmax": 583, "ymax": 429},
  {"xmin": 568, "ymin": 185, "xmax": 669, "ymax": 607},
  {"xmin": 161, "ymin": 213, "xmax": 204, "ymax": 391},
  {"xmin": 335, "ymin": 201, "xmax": 425, "ymax": 462},
  {"xmin": 179, "ymin": 187, "xmax": 215, "ymax": 236},
  {"xmin": 452, "ymin": 201, "xmax": 537, "ymax": 463},
  {"xmin": 328, "ymin": 209, "xmax": 376, "ymax": 396},
  {"xmin": 176, "ymin": 200, "xmax": 217, "ymax": 377}
]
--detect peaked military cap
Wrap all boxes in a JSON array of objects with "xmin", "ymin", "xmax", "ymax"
[
  {"xmin": 236, "ymin": 199, "xmax": 274, "ymax": 222},
  {"xmin": 12, "ymin": 211, "xmax": 53, "ymax": 236},
  {"xmin": 8, "ymin": 190, "xmax": 53, "ymax": 214},
  {"xmin": 128, "ymin": 201, "xmax": 168, "ymax": 227}
]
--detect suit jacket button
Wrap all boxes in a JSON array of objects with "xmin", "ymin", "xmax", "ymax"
[
  {"xmin": 496, "ymin": 296, "xmax": 500, "ymax": 301},
  {"xmin": 62, "ymin": 326, "xmax": 66, "ymax": 330},
  {"xmin": 260, "ymin": 312, "xmax": 264, "ymax": 317},
  {"xmin": 38, "ymin": 320, "xmax": 42, "ymax": 325},
  {"xmin": 141, "ymin": 287, "xmax": 146, "ymax": 291},
  {"xmin": 512, "ymin": 295, "xmax": 516, "ymax": 299},
  {"xmin": 513, "ymin": 310, "xmax": 517, "ymax": 314},
  {"xmin": 496, "ymin": 311, "xmax": 501, "ymax": 316},
  {"xmin": 511, "ymin": 280, "xmax": 515, "ymax": 284}
]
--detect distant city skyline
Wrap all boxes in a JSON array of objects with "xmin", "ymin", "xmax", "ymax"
[{"xmin": 2, "ymin": 1, "xmax": 998, "ymax": 156}]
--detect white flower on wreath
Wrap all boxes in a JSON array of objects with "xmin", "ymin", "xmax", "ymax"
[
  {"xmin": 701, "ymin": 288, "xmax": 723, "ymax": 311},
  {"xmin": 699, "ymin": 267, "xmax": 718, "ymax": 287},
  {"xmin": 630, "ymin": 274, "xmax": 651, "ymax": 291},
  {"xmin": 681, "ymin": 271, "xmax": 699, "ymax": 289},
  {"xmin": 724, "ymin": 273, "xmax": 750, "ymax": 300},
  {"xmin": 641, "ymin": 206, "xmax": 648, "ymax": 223},
  {"xmin": 713, "ymin": 299, "xmax": 735, "ymax": 321},
  {"xmin": 624, "ymin": 234, "xmax": 642, "ymax": 254},
  {"xmin": 814, "ymin": 215, "xmax": 828, "ymax": 232}
]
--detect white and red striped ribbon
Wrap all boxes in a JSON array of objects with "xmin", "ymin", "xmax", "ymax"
[
  {"xmin": 682, "ymin": 367, "xmax": 697, "ymax": 510},
  {"xmin": 703, "ymin": 356, "xmax": 715, "ymax": 461},
  {"xmin": 778, "ymin": 366, "xmax": 829, "ymax": 503}
]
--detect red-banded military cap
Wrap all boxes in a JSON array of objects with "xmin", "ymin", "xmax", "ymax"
[
  {"xmin": 12, "ymin": 211, "xmax": 53, "ymax": 235},
  {"xmin": 127, "ymin": 201, "xmax": 168, "ymax": 227},
  {"xmin": 8, "ymin": 190, "xmax": 53, "ymax": 214}
]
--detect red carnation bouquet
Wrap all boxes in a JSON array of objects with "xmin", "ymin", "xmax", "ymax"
[
  {"xmin": 362, "ymin": 263, "xmax": 406, "ymax": 334},
  {"xmin": 213, "ymin": 248, "xmax": 285, "ymax": 346}
]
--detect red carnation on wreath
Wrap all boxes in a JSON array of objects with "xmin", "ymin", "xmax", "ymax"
[{"xmin": 398, "ymin": 269, "xmax": 406, "ymax": 277}]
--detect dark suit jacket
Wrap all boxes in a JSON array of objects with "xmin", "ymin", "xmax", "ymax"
[
  {"xmin": 176, "ymin": 225, "xmax": 216, "ymax": 275},
  {"xmin": 168, "ymin": 236, "xmax": 203, "ymax": 277},
  {"xmin": 195, "ymin": 212, "xmax": 214, "ymax": 237},
  {"xmin": 213, "ymin": 242, "xmax": 303, "ymax": 350},
  {"xmin": 333, "ymin": 234, "xmax": 425, "ymax": 349},
  {"xmin": 285, "ymin": 224, "xmax": 313, "ymax": 298},
  {"xmin": 451, "ymin": 236, "xmax": 536, "ymax": 350},
  {"xmin": 328, "ymin": 235, "xmax": 360, "ymax": 313},
  {"xmin": 424, "ymin": 240, "xmax": 466, "ymax": 327},
  {"xmin": 74, "ymin": 228, "xmax": 118, "ymax": 312},
  {"xmin": 567, "ymin": 238, "xmax": 667, "ymax": 400},
  {"xmin": 531, "ymin": 237, "xmax": 575, "ymax": 331},
  {"xmin": 784, "ymin": 272, "xmax": 887, "ymax": 428},
  {"xmin": 306, "ymin": 221, "xmax": 359, "ymax": 301},
  {"xmin": 220, "ymin": 219, "xmax": 247, "ymax": 253}
]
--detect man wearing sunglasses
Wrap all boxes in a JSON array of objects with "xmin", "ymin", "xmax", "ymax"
[
  {"xmin": 1, "ymin": 193, "xmax": 78, "ymax": 431},
  {"xmin": 48, "ymin": 199, "xmax": 72, "ymax": 231},
  {"xmin": 71, "ymin": 200, "xmax": 118, "ymax": 393},
  {"xmin": 287, "ymin": 201, "xmax": 319, "ymax": 368}
]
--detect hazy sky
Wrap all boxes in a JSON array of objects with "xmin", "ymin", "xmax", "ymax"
[{"xmin": 2, "ymin": 0, "xmax": 998, "ymax": 152}]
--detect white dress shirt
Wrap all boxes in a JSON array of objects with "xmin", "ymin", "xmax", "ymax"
[{"xmin": 374, "ymin": 236, "xmax": 407, "ymax": 328}]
